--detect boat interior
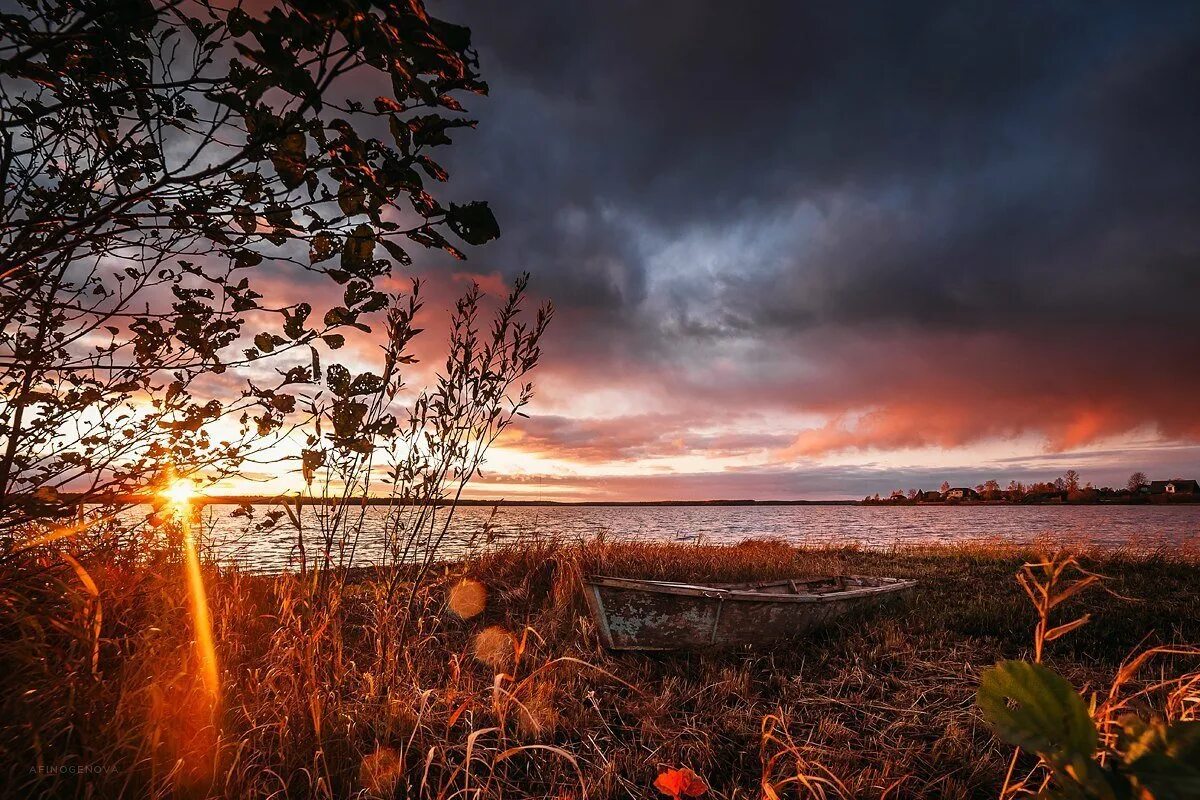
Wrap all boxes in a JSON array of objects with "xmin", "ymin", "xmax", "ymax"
[
  {"xmin": 712, "ymin": 576, "xmax": 880, "ymax": 595},
  {"xmin": 622, "ymin": 575, "xmax": 906, "ymax": 596}
]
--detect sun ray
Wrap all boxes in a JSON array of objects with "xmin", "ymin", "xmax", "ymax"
[{"xmin": 163, "ymin": 478, "xmax": 220, "ymax": 699}]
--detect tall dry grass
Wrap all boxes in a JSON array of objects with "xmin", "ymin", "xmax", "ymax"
[{"xmin": 2, "ymin": 536, "xmax": 1198, "ymax": 798}]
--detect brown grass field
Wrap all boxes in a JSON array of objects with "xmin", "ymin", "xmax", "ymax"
[{"xmin": 2, "ymin": 537, "xmax": 1198, "ymax": 798}]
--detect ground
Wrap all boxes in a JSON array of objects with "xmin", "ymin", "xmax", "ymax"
[{"xmin": 2, "ymin": 538, "xmax": 1198, "ymax": 798}]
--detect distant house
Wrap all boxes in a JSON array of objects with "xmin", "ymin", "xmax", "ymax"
[
  {"xmin": 944, "ymin": 487, "xmax": 980, "ymax": 501},
  {"xmin": 918, "ymin": 490, "xmax": 943, "ymax": 502},
  {"xmin": 1150, "ymin": 479, "xmax": 1200, "ymax": 495}
]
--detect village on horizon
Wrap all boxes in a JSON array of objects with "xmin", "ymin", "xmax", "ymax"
[{"xmin": 865, "ymin": 472, "xmax": 1200, "ymax": 505}]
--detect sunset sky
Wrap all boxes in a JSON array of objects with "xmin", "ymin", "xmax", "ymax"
[{"xmin": 246, "ymin": 1, "xmax": 1200, "ymax": 500}]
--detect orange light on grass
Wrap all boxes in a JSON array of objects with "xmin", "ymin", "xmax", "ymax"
[
  {"xmin": 150, "ymin": 474, "xmax": 223, "ymax": 791},
  {"xmin": 166, "ymin": 477, "xmax": 220, "ymax": 700}
]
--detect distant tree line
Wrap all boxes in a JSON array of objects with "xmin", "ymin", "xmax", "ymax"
[{"xmin": 865, "ymin": 470, "xmax": 1191, "ymax": 504}]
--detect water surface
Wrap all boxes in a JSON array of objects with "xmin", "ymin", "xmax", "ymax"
[{"xmin": 196, "ymin": 503, "xmax": 1200, "ymax": 572}]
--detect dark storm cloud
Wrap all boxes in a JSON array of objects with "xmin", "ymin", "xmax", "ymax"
[
  {"xmin": 436, "ymin": 0, "xmax": 1200, "ymax": 306},
  {"xmin": 424, "ymin": 0, "xmax": 1200, "ymax": 464}
]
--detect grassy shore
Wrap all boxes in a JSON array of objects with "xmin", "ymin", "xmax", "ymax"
[{"xmin": 2, "ymin": 538, "xmax": 1198, "ymax": 798}]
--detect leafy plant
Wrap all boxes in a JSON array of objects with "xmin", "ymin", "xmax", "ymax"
[
  {"xmin": 0, "ymin": 0, "xmax": 508, "ymax": 536},
  {"xmin": 978, "ymin": 552, "xmax": 1200, "ymax": 799},
  {"xmin": 979, "ymin": 660, "xmax": 1200, "ymax": 799}
]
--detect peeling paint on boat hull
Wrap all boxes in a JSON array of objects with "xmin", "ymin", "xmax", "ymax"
[{"xmin": 583, "ymin": 575, "xmax": 916, "ymax": 650}]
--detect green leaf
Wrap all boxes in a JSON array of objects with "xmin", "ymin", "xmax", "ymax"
[
  {"xmin": 324, "ymin": 306, "xmax": 354, "ymax": 327},
  {"xmin": 447, "ymin": 201, "xmax": 500, "ymax": 246},
  {"xmin": 1125, "ymin": 721, "xmax": 1200, "ymax": 800},
  {"xmin": 341, "ymin": 223, "xmax": 375, "ymax": 270},
  {"xmin": 227, "ymin": 7, "xmax": 250, "ymax": 37},
  {"xmin": 1163, "ymin": 720, "xmax": 1200, "ymax": 761},
  {"xmin": 389, "ymin": 115, "xmax": 409, "ymax": 151},
  {"xmin": 326, "ymin": 364, "xmax": 351, "ymax": 397},
  {"xmin": 270, "ymin": 131, "xmax": 306, "ymax": 189},
  {"xmin": 977, "ymin": 660, "xmax": 1098, "ymax": 765},
  {"xmin": 417, "ymin": 154, "xmax": 448, "ymax": 182},
  {"xmin": 337, "ymin": 181, "xmax": 366, "ymax": 216},
  {"xmin": 309, "ymin": 231, "xmax": 338, "ymax": 264},
  {"xmin": 348, "ymin": 371, "xmax": 383, "ymax": 396},
  {"xmin": 232, "ymin": 248, "xmax": 262, "ymax": 268},
  {"xmin": 301, "ymin": 447, "xmax": 324, "ymax": 485},
  {"xmin": 233, "ymin": 205, "xmax": 257, "ymax": 234},
  {"xmin": 380, "ymin": 237, "xmax": 412, "ymax": 266},
  {"xmin": 269, "ymin": 393, "xmax": 296, "ymax": 413}
]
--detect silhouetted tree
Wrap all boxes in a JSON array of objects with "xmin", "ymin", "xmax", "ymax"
[
  {"xmin": 1127, "ymin": 472, "xmax": 1149, "ymax": 493},
  {"xmin": 0, "ymin": 1, "xmax": 547, "ymax": 542}
]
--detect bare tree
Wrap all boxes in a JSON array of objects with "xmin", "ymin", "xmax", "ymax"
[
  {"xmin": 1127, "ymin": 472, "xmax": 1149, "ymax": 493},
  {"xmin": 294, "ymin": 275, "xmax": 550, "ymax": 593}
]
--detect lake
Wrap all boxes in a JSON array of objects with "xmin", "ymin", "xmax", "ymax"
[{"xmin": 196, "ymin": 503, "xmax": 1200, "ymax": 572}]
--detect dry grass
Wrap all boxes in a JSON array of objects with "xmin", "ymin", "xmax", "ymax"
[{"xmin": 1, "ymin": 536, "xmax": 1198, "ymax": 799}]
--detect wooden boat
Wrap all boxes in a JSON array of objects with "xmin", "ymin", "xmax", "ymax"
[{"xmin": 582, "ymin": 574, "xmax": 917, "ymax": 650}]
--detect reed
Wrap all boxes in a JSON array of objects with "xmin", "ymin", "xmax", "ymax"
[{"xmin": 1, "ymin": 536, "xmax": 1197, "ymax": 798}]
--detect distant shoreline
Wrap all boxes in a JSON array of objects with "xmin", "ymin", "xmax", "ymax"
[
  {"xmin": 80, "ymin": 495, "xmax": 1200, "ymax": 507},
  {"xmin": 146, "ymin": 496, "xmax": 863, "ymax": 507},
  {"xmin": 18, "ymin": 493, "xmax": 1200, "ymax": 508}
]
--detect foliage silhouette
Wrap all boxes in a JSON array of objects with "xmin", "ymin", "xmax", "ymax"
[{"xmin": 0, "ymin": 0, "xmax": 544, "ymax": 547}]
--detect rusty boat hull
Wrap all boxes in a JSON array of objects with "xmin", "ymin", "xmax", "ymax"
[{"xmin": 582, "ymin": 574, "xmax": 917, "ymax": 650}]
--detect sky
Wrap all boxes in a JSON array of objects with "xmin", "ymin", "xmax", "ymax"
[{"xmin": 263, "ymin": 1, "xmax": 1200, "ymax": 500}]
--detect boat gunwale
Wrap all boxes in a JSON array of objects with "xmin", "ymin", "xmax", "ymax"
[{"xmin": 584, "ymin": 574, "xmax": 917, "ymax": 604}]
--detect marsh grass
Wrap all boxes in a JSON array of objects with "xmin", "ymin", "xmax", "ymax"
[{"xmin": 2, "ymin": 537, "xmax": 1198, "ymax": 798}]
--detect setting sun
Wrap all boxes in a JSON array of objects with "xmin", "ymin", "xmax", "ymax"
[{"xmin": 162, "ymin": 478, "xmax": 197, "ymax": 509}]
